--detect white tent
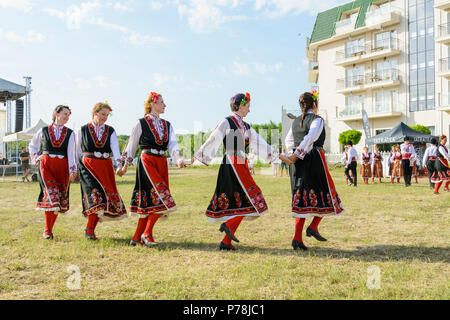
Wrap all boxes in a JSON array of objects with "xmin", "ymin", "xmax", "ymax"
[{"xmin": 2, "ymin": 119, "xmax": 48, "ymax": 142}]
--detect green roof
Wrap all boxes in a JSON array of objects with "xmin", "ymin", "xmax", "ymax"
[{"xmin": 309, "ymin": 0, "xmax": 378, "ymax": 44}]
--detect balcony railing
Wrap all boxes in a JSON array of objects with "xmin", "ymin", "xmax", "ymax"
[
  {"xmin": 365, "ymin": 4, "xmax": 400, "ymax": 20},
  {"xmin": 437, "ymin": 23, "xmax": 450, "ymax": 38},
  {"xmin": 336, "ymin": 69, "xmax": 400, "ymax": 90},
  {"xmin": 338, "ymin": 101, "xmax": 401, "ymax": 119},
  {"xmin": 335, "ymin": 38, "xmax": 401, "ymax": 63},
  {"xmin": 438, "ymin": 58, "xmax": 450, "ymax": 73}
]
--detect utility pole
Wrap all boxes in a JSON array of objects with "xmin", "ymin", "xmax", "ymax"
[{"xmin": 23, "ymin": 76, "xmax": 32, "ymax": 128}]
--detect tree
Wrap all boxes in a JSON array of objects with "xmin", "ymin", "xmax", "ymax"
[
  {"xmin": 410, "ymin": 124, "xmax": 431, "ymax": 135},
  {"xmin": 338, "ymin": 130, "xmax": 362, "ymax": 146}
]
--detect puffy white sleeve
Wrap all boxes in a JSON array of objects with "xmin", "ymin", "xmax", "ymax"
[
  {"xmin": 110, "ymin": 130, "xmax": 122, "ymax": 168},
  {"xmin": 122, "ymin": 120, "xmax": 142, "ymax": 166},
  {"xmin": 422, "ymin": 148, "xmax": 429, "ymax": 167},
  {"xmin": 194, "ymin": 119, "xmax": 229, "ymax": 165},
  {"xmin": 67, "ymin": 131, "xmax": 77, "ymax": 174},
  {"xmin": 29, "ymin": 128, "xmax": 43, "ymax": 165},
  {"xmin": 360, "ymin": 153, "xmax": 365, "ymax": 164},
  {"xmin": 439, "ymin": 145, "xmax": 450, "ymax": 160},
  {"xmin": 249, "ymin": 127, "xmax": 279, "ymax": 163},
  {"xmin": 293, "ymin": 117, "xmax": 324, "ymax": 159},
  {"xmin": 75, "ymin": 128, "xmax": 83, "ymax": 165},
  {"xmin": 167, "ymin": 125, "xmax": 181, "ymax": 164},
  {"xmin": 284, "ymin": 128, "xmax": 295, "ymax": 154}
]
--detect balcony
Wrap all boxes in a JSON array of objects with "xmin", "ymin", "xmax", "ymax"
[
  {"xmin": 437, "ymin": 94, "xmax": 450, "ymax": 112},
  {"xmin": 335, "ymin": 38, "xmax": 402, "ymax": 66},
  {"xmin": 335, "ymin": 16, "xmax": 358, "ymax": 36},
  {"xmin": 437, "ymin": 58, "xmax": 450, "ymax": 78},
  {"xmin": 337, "ymin": 102, "xmax": 402, "ymax": 121},
  {"xmin": 336, "ymin": 69, "xmax": 401, "ymax": 94},
  {"xmin": 365, "ymin": 4, "xmax": 401, "ymax": 29},
  {"xmin": 435, "ymin": 0, "xmax": 450, "ymax": 11},
  {"xmin": 436, "ymin": 23, "xmax": 450, "ymax": 44}
]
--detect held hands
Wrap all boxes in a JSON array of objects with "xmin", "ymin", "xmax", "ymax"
[
  {"xmin": 279, "ymin": 153, "xmax": 297, "ymax": 166},
  {"xmin": 69, "ymin": 172, "xmax": 78, "ymax": 183},
  {"xmin": 116, "ymin": 164, "xmax": 127, "ymax": 177}
]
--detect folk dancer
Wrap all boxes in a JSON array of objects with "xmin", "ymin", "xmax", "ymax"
[
  {"xmin": 431, "ymin": 134, "xmax": 450, "ymax": 194},
  {"xmin": 29, "ymin": 105, "xmax": 77, "ymax": 239},
  {"xmin": 345, "ymin": 140, "xmax": 358, "ymax": 187},
  {"xmin": 371, "ymin": 144, "xmax": 383, "ymax": 183},
  {"xmin": 422, "ymin": 138, "xmax": 438, "ymax": 189},
  {"xmin": 194, "ymin": 92, "xmax": 278, "ymax": 251},
  {"xmin": 360, "ymin": 146, "xmax": 372, "ymax": 184},
  {"xmin": 390, "ymin": 146, "xmax": 402, "ymax": 184}
]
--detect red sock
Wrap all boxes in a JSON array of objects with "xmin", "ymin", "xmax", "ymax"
[
  {"xmin": 308, "ymin": 217, "xmax": 322, "ymax": 231},
  {"xmin": 50, "ymin": 213, "xmax": 58, "ymax": 230},
  {"xmin": 133, "ymin": 217, "xmax": 149, "ymax": 241},
  {"xmin": 415, "ymin": 177, "xmax": 418, "ymax": 183},
  {"xmin": 86, "ymin": 214, "xmax": 97, "ymax": 235},
  {"xmin": 293, "ymin": 218, "xmax": 305, "ymax": 242},
  {"xmin": 391, "ymin": 178, "xmax": 394, "ymax": 183},
  {"xmin": 397, "ymin": 178, "xmax": 400, "ymax": 183},
  {"xmin": 222, "ymin": 216, "xmax": 244, "ymax": 245},
  {"xmin": 143, "ymin": 214, "xmax": 161, "ymax": 236},
  {"xmin": 434, "ymin": 182, "xmax": 442, "ymax": 193},
  {"xmin": 44, "ymin": 211, "xmax": 56, "ymax": 233},
  {"xmin": 372, "ymin": 177, "xmax": 374, "ymax": 183},
  {"xmin": 445, "ymin": 181, "xmax": 450, "ymax": 190}
]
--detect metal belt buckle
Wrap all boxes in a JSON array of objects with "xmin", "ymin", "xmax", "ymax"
[
  {"xmin": 103, "ymin": 153, "xmax": 110, "ymax": 159},
  {"xmin": 94, "ymin": 152, "xmax": 102, "ymax": 158}
]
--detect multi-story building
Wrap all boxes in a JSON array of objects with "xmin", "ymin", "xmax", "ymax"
[{"xmin": 306, "ymin": 0, "xmax": 449, "ymax": 153}]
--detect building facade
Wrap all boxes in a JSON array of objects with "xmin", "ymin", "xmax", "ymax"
[{"xmin": 306, "ymin": 0, "xmax": 450, "ymax": 153}]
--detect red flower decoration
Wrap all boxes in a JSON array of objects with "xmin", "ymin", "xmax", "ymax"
[{"xmin": 149, "ymin": 92, "xmax": 160, "ymax": 104}]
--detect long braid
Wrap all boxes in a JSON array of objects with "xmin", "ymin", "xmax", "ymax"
[{"xmin": 299, "ymin": 92, "xmax": 314, "ymax": 128}]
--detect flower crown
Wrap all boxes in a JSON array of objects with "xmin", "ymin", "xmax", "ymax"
[
  {"xmin": 240, "ymin": 92, "xmax": 251, "ymax": 106},
  {"xmin": 441, "ymin": 134, "xmax": 447, "ymax": 140},
  {"xmin": 311, "ymin": 89, "xmax": 319, "ymax": 101},
  {"xmin": 104, "ymin": 100, "xmax": 113, "ymax": 112},
  {"xmin": 149, "ymin": 92, "xmax": 160, "ymax": 104}
]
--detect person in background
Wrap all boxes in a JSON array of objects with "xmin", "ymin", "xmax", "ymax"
[
  {"xmin": 360, "ymin": 146, "xmax": 372, "ymax": 185},
  {"xmin": 371, "ymin": 144, "xmax": 383, "ymax": 183},
  {"xmin": 280, "ymin": 146, "xmax": 288, "ymax": 177},
  {"xmin": 390, "ymin": 145, "xmax": 402, "ymax": 184},
  {"xmin": 19, "ymin": 147, "xmax": 31, "ymax": 182},
  {"xmin": 431, "ymin": 134, "xmax": 450, "ymax": 194},
  {"xmin": 422, "ymin": 138, "xmax": 438, "ymax": 189},
  {"xmin": 387, "ymin": 145, "xmax": 396, "ymax": 178},
  {"xmin": 345, "ymin": 141, "xmax": 358, "ymax": 187},
  {"xmin": 400, "ymin": 136, "xmax": 416, "ymax": 187}
]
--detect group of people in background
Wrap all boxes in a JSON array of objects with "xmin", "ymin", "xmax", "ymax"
[
  {"xmin": 28, "ymin": 90, "xmax": 344, "ymax": 252},
  {"xmin": 341, "ymin": 135, "xmax": 450, "ymax": 194}
]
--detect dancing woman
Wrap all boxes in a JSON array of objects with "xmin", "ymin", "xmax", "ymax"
[
  {"xmin": 121, "ymin": 92, "xmax": 185, "ymax": 247},
  {"xmin": 29, "ymin": 105, "xmax": 77, "ymax": 239},
  {"xmin": 76, "ymin": 102, "xmax": 127, "ymax": 240},
  {"xmin": 372, "ymin": 145, "xmax": 383, "ymax": 183},
  {"xmin": 280, "ymin": 91, "xmax": 344, "ymax": 251},
  {"xmin": 431, "ymin": 134, "xmax": 450, "ymax": 194},
  {"xmin": 360, "ymin": 146, "xmax": 372, "ymax": 184},
  {"xmin": 194, "ymin": 92, "xmax": 278, "ymax": 251},
  {"xmin": 390, "ymin": 146, "xmax": 402, "ymax": 184}
]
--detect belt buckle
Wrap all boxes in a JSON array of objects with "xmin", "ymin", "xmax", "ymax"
[
  {"xmin": 94, "ymin": 152, "xmax": 102, "ymax": 158},
  {"xmin": 103, "ymin": 153, "xmax": 110, "ymax": 159}
]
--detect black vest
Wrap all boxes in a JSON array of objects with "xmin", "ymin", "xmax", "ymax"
[
  {"xmin": 41, "ymin": 126, "xmax": 73, "ymax": 156},
  {"xmin": 292, "ymin": 113, "xmax": 325, "ymax": 149},
  {"xmin": 138, "ymin": 116, "xmax": 171, "ymax": 151},
  {"xmin": 80, "ymin": 123, "xmax": 114, "ymax": 153},
  {"xmin": 437, "ymin": 145, "xmax": 448, "ymax": 160},
  {"xmin": 223, "ymin": 116, "xmax": 250, "ymax": 154}
]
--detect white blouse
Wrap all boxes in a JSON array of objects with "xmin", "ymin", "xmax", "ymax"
[
  {"xmin": 29, "ymin": 125, "xmax": 77, "ymax": 174},
  {"xmin": 284, "ymin": 111, "xmax": 324, "ymax": 160},
  {"xmin": 194, "ymin": 113, "xmax": 278, "ymax": 165},
  {"xmin": 75, "ymin": 123, "xmax": 122, "ymax": 167},
  {"xmin": 438, "ymin": 145, "xmax": 450, "ymax": 160},
  {"xmin": 122, "ymin": 115, "xmax": 180, "ymax": 166},
  {"xmin": 360, "ymin": 152, "xmax": 373, "ymax": 164},
  {"xmin": 422, "ymin": 145, "xmax": 437, "ymax": 166}
]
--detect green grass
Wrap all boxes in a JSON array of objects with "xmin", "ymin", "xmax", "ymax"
[{"xmin": 0, "ymin": 166, "xmax": 449, "ymax": 299}]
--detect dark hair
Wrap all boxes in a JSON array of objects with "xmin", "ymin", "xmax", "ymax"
[
  {"xmin": 430, "ymin": 138, "xmax": 438, "ymax": 145},
  {"xmin": 404, "ymin": 136, "xmax": 410, "ymax": 141},
  {"xmin": 298, "ymin": 92, "xmax": 316, "ymax": 128},
  {"xmin": 52, "ymin": 105, "xmax": 71, "ymax": 123},
  {"xmin": 347, "ymin": 140, "xmax": 353, "ymax": 146},
  {"xmin": 230, "ymin": 93, "xmax": 246, "ymax": 112}
]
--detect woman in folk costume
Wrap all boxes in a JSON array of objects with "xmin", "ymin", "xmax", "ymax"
[
  {"xmin": 371, "ymin": 145, "xmax": 383, "ymax": 183},
  {"xmin": 431, "ymin": 134, "xmax": 450, "ymax": 194},
  {"xmin": 387, "ymin": 145, "xmax": 396, "ymax": 178},
  {"xmin": 360, "ymin": 146, "xmax": 372, "ymax": 184},
  {"xmin": 29, "ymin": 105, "xmax": 77, "ymax": 239},
  {"xmin": 75, "ymin": 102, "xmax": 127, "ymax": 240},
  {"xmin": 279, "ymin": 91, "xmax": 344, "ymax": 251},
  {"xmin": 390, "ymin": 145, "xmax": 402, "ymax": 184},
  {"xmin": 422, "ymin": 138, "xmax": 438, "ymax": 189},
  {"xmin": 120, "ymin": 92, "xmax": 185, "ymax": 247},
  {"xmin": 194, "ymin": 92, "xmax": 278, "ymax": 251},
  {"xmin": 411, "ymin": 154, "xmax": 421, "ymax": 184}
]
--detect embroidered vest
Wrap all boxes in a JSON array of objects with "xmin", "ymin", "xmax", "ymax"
[
  {"xmin": 437, "ymin": 145, "xmax": 448, "ymax": 160},
  {"xmin": 223, "ymin": 116, "xmax": 250, "ymax": 155},
  {"xmin": 41, "ymin": 126, "xmax": 72, "ymax": 156},
  {"xmin": 80, "ymin": 123, "xmax": 114, "ymax": 153},
  {"xmin": 138, "ymin": 116, "xmax": 171, "ymax": 151}
]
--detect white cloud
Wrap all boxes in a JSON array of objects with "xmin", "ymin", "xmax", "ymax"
[
  {"xmin": 0, "ymin": 0, "xmax": 32, "ymax": 12},
  {"xmin": 124, "ymin": 32, "xmax": 169, "ymax": 45},
  {"xmin": 231, "ymin": 59, "xmax": 283, "ymax": 76},
  {"xmin": 75, "ymin": 76, "xmax": 117, "ymax": 89},
  {"xmin": 151, "ymin": 1, "xmax": 164, "ymax": 10},
  {"xmin": 253, "ymin": 0, "xmax": 344, "ymax": 17},
  {"xmin": 152, "ymin": 73, "xmax": 184, "ymax": 86},
  {"xmin": 114, "ymin": 1, "xmax": 133, "ymax": 11},
  {"xmin": 0, "ymin": 28, "xmax": 45, "ymax": 46}
]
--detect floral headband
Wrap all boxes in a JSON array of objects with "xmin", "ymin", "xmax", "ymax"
[
  {"xmin": 311, "ymin": 89, "xmax": 319, "ymax": 101},
  {"xmin": 149, "ymin": 92, "xmax": 160, "ymax": 104},
  {"xmin": 239, "ymin": 92, "xmax": 251, "ymax": 106},
  {"xmin": 441, "ymin": 134, "xmax": 447, "ymax": 140},
  {"xmin": 104, "ymin": 100, "xmax": 113, "ymax": 113}
]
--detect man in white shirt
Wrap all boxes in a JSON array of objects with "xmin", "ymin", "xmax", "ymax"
[
  {"xmin": 400, "ymin": 136, "xmax": 416, "ymax": 187},
  {"xmin": 345, "ymin": 141, "xmax": 358, "ymax": 187},
  {"xmin": 422, "ymin": 138, "xmax": 438, "ymax": 189}
]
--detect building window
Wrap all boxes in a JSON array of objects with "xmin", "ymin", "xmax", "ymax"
[
  {"xmin": 345, "ymin": 38, "xmax": 365, "ymax": 57},
  {"xmin": 409, "ymin": 0, "xmax": 434, "ymax": 112}
]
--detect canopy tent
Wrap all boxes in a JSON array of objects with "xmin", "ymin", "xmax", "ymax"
[
  {"xmin": 0, "ymin": 78, "xmax": 26, "ymax": 101},
  {"xmin": 366, "ymin": 122, "xmax": 439, "ymax": 145},
  {"xmin": 2, "ymin": 118, "xmax": 48, "ymax": 142}
]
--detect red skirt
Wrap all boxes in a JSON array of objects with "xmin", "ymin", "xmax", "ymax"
[
  {"xmin": 130, "ymin": 153, "xmax": 176, "ymax": 217},
  {"xmin": 36, "ymin": 155, "xmax": 70, "ymax": 213},
  {"xmin": 360, "ymin": 161, "xmax": 372, "ymax": 178},
  {"xmin": 372, "ymin": 160, "xmax": 383, "ymax": 178},
  {"xmin": 79, "ymin": 156, "xmax": 127, "ymax": 221},
  {"xmin": 431, "ymin": 158, "xmax": 450, "ymax": 183}
]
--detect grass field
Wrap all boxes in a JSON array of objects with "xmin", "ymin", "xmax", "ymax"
[{"xmin": 0, "ymin": 165, "xmax": 449, "ymax": 299}]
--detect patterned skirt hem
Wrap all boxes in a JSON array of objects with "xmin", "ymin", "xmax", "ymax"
[
  {"xmin": 292, "ymin": 210, "xmax": 344, "ymax": 219},
  {"xmin": 35, "ymin": 206, "xmax": 69, "ymax": 214},
  {"xmin": 129, "ymin": 205, "xmax": 177, "ymax": 218},
  {"xmin": 206, "ymin": 209, "xmax": 268, "ymax": 223}
]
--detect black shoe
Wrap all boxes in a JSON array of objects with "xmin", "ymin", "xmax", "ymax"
[
  {"xmin": 85, "ymin": 228, "xmax": 98, "ymax": 240},
  {"xmin": 219, "ymin": 241, "xmax": 236, "ymax": 251},
  {"xmin": 292, "ymin": 240, "xmax": 307, "ymax": 251},
  {"xmin": 306, "ymin": 227, "xmax": 327, "ymax": 241},
  {"xmin": 219, "ymin": 223, "xmax": 239, "ymax": 242}
]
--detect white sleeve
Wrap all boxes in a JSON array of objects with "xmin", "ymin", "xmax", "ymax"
[
  {"xmin": 422, "ymin": 148, "xmax": 429, "ymax": 167},
  {"xmin": 360, "ymin": 153, "xmax": 364, "ymax": 164},
  {"xmin": 29, "ymin": 128, "xmax": 43, "ymax": 164},
  {"xmin": 67, "ymin": 132, "xmax": 77, "ymax": 174},
  {"xmin": 123, "ymin": 120, "xmax": 142, "ymax": 166},
  {"xmin": 439, "ymin": 145, "xmax": 450, "ymax": 160},
  {"xmin": 168, "ymin": 125, "xmax": 181, "ymax": 164},
  {"xmin": 293, "ymin": 117, "xmax": 324, "ymax": 159},
  {"xmin": 341, "ymin": 153, "xmax": 346, "ymax": 164},
  {"xmin": 249, "ymin": 127, "xmax": 279, "ymax": 163},
  {"xmin": 75, "ymin": 128, "xmax": 83, "ymax": 165},
  {"xmin": 110, "ymin": 130, "xmax": 122, "ymax": 168},
  {"xmin": 284, "ymin": 128, "xmax": 295, "ymax": 154},
  {"xmin": 194, "ymin": 119, "xmax": 229, "ymax": 165}
]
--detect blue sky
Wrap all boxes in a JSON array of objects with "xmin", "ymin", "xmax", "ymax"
[{"xmin": 0, "ymin": 0, "xmax": 343, "ymax": 135}]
